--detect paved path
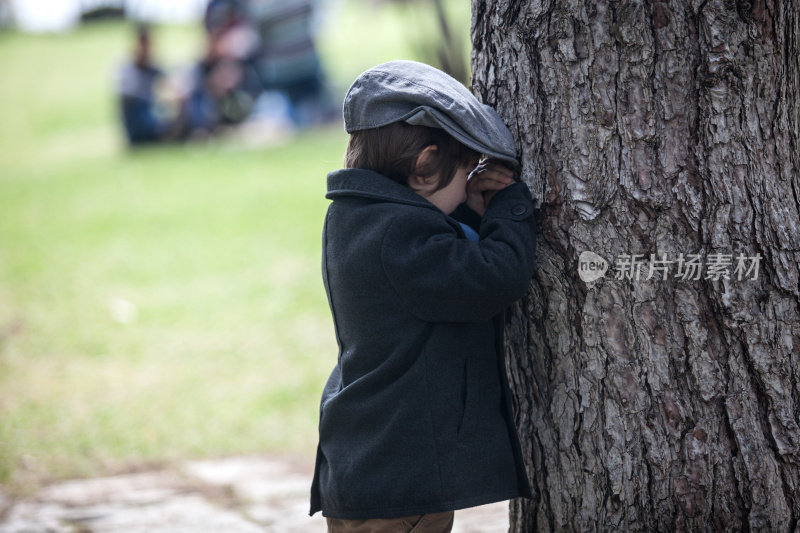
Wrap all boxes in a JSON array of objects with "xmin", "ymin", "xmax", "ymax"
[{"xmin": 0, "ymin": 456, "xmax": 509, "ymax": 532}]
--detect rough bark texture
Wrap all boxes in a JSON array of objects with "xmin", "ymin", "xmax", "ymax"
[{"xmin": 471, "ymin": 0, "xmax": 800, "ymax": 531}]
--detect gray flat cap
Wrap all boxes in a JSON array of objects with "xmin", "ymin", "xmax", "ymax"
[{"xmin": 343, "ymin": 60, "xmax": 519, "ymax": 168}]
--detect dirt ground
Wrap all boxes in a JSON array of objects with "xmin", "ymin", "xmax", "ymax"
[{"xmin": 0, "ymin": 455, "xmax": 510, "ymax": 532}]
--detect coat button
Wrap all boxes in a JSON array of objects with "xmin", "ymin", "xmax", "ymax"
[{"xmin": 511, "ymin": 204, "xmax": 528, "ymax": 216}]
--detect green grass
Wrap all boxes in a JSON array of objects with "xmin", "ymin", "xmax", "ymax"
[
  {"xmin": 0, "ymin": 139, "xmax": 343, "ymax": 487},
  {"xmin": 0, "ymin": 1, "xmax": 470, "ymax": 492}
]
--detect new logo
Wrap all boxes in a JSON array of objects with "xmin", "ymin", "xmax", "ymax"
[{"xmin": 578, "ymin": 251, "xmax": 608, "ymax": 283}]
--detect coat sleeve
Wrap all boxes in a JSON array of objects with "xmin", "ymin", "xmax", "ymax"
[{"xmin": 381, "ymin": 182, "xmax": 537, "ymax": 323}]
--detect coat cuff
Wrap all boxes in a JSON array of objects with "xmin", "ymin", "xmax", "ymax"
[{"xmin": 483, "ymin": 182, "xmax": 535, "ymax": 221}]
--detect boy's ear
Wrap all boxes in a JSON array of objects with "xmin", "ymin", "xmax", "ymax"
[{"xmin": 409, "ymin": 145, "xmax": 438, "ymax": 191}]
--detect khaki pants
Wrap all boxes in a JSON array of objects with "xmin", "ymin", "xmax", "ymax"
[{"xmin": 326, "ymin": 510, "xmax": 455, "ymax": 533}]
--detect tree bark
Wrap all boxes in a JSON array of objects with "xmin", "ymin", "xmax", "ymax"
[{"xmin": 471, "ymin": 0, "xmax": 800, "ymax": 531}]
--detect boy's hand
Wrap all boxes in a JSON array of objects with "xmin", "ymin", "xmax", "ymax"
[{"xmin": 466, "ymin": 159, "xmax": 516, "ymax": 216}]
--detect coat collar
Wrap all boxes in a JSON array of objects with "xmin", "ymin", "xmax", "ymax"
[{"xmin": 326, "ymin": 168, "xmax": 438, "ymax": 211}]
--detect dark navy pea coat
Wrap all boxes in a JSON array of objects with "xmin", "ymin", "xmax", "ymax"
[{"xmin": 310, "ymin": 168, "xmax": 537, "ymax": 519}]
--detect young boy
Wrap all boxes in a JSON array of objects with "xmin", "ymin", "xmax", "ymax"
[{"xmin": 310, "ymin": 60, "xmax": 537, "ymax": 532}]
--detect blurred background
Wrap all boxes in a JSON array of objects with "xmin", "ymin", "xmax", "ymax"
[{"xmin": 0, "ymin": 0, "xmax": 469, "ymax": 494}]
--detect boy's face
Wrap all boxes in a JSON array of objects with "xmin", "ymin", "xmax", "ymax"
[{"xmin": 423, "ymin": 162, "xmax": 474, "ymax": 215}]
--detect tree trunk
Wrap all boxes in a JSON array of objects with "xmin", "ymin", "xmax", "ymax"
[{"xmin": 470, "ymin": 0, "xmax": 800, "ymax": 531}]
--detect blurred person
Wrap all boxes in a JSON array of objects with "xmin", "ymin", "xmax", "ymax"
[
  {"xmin": 247, "ymin": 0, "xmax": 337, "ymax": 128},
  {"xmin": 116, "ymin": 24, "xmax": 170, "ymax": 145},
  {"xmin": 181, "ymin": 0, "xmax": 261, "ymax": 137}
]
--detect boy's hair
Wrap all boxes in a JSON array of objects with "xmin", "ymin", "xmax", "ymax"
[{"xmin": 345, "ymin": 122, "xmax": 480, "ymax": 191}]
